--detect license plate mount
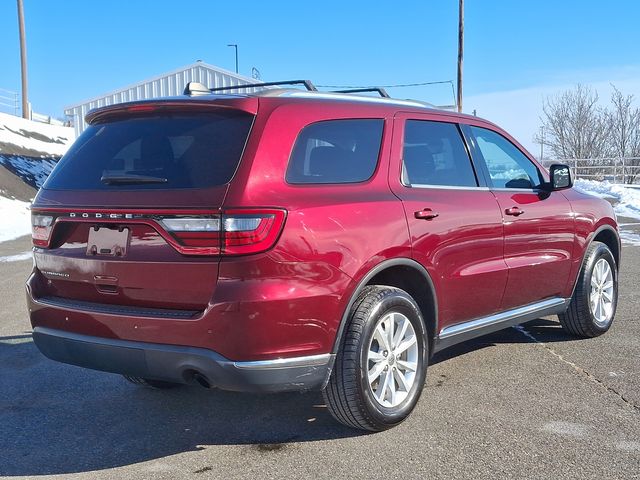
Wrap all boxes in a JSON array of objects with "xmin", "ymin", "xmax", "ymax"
[{"xmin": 87, "ymin": 227, "xmax": 130, "ymax": 257}]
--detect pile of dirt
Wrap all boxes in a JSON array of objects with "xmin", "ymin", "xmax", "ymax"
[
  {"xmin": 0, "ymin": 164, "xmax": 36, "ymax": 202},
  {"xmin": 0, "ymin": 140, "xmax": 58, "ymax": 157}
]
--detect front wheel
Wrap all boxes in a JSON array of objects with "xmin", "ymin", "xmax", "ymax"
[
  {"xmin": 559, "ymin": 241, "xmax": 618, "ymax": 338},
  {"xmin": 323, "ymin": 286, "xmax": 428, "ymax": 431}
]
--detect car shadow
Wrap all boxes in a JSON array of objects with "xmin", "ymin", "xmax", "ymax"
[
  {"xmin": 430, "ymin": 317, "xmax": 580, "ymax": 365},
  {"xmin": 0, "ymin": 334, "xmax": 361, "ymax": 476},
  {"xmin": 0, "ymin": 317, "xmax": 579, "ymax": 476}
]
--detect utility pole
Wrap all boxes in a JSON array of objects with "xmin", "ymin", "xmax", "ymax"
[
  {"xmin": 539, "ymin": 126, "xmax": 545, "ymax": 162},
  {"xmin": 17, "ymin": 0, "xmax": 29, "ymax": 119},
  {"xmin": 227, "ymin": 44, "xmax": 238, "ymax": 74},
  {"xmin": 457, "ymin": 0, "xmax": 464, "ymax": 113}
]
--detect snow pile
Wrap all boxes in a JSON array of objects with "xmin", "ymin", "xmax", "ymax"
[
  {"xmin": 0, "ymin": 196, "xmax": 31, "ymax": 242},
  {"xmin": 0, "ymin": 112, "xmax": 73, "ymax": 157},
  {"xmin": 0, "ymin": 112, "xmax": 73, "ymax": 204},
  {"xmin": 574, "ymin": 179, "xmax": 640, "ymax": 220}
]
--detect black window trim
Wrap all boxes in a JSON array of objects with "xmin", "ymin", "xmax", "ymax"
[
  {"xmin": 463, "ymin": 124, "xmax": 545, "ymax": 192},
  {"xmin": 284, "ymin": 117, "xmax": 386, "ymax": 186},
  {"xmin": 399, "ymin": 119, "xmax": 486, "ymax": 190}
]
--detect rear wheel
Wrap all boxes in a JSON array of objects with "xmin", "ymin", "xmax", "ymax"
[
  {"xmin": 559, "ymin": 241, "xmax": 618, "ymax": 338},
  {"xmin": 122, "ymin": 375, "xmax": 182, "ymax": 389},
  {"xmin": 323, "ymin": 286, "xmax": 428, "ymax": 431}
]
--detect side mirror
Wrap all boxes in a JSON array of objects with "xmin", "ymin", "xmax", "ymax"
[{"xmin": 548, "ymin": 164, "xmax": 573, "ymax": 190}]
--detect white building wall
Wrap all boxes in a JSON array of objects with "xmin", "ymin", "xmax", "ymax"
[{"xmin": 64, "ymin": 62, "xmax": 259, "ymax": 136}]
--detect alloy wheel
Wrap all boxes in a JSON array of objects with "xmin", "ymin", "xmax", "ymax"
[{"xmin": 367, "ymin": 311, "xmax": 419, "ymax": 408}]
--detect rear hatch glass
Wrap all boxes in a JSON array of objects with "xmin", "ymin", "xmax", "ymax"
[{"xmin": 44, "ymin": 111, "xmax": 253, "ymax": 191}]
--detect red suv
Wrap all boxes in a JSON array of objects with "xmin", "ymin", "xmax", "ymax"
[{"xmin": 27, "ymin": 81, "xmax": 620, "ymax": 431}]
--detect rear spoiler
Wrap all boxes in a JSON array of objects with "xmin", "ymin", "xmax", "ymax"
[{"xmin": 86, "ymin": 97, "xmax": 259, "ymax": 125}]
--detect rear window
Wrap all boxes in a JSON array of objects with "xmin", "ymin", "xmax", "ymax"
[
  {"xmin": 286, "ymin": 119, "xmax": 384, "ymax": 184},
  {"xmin": 44, "ymin": 111, "xmax": 253, "ymax": 190}
]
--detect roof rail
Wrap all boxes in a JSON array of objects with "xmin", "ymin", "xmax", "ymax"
[
  {"xmin": 331, "ymin": 87, "xmax": 390, "ymax": 98},
  {"xmin": 209, "ymin": 80, "xmax": 318, "ymax": 93}
]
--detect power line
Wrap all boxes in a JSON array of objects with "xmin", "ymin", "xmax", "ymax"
[{"xmin": 317, "ymin": 80, "xmax": 457, "ymax": 108}]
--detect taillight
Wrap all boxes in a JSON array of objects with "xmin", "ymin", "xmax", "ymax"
[
  {"xmin": 159, "ymin": 209, "xmax": 286, "ymax": 255},
  {"xmin": 222, "ymin": 209, "xmax": 286, "ymax": 255},
  {"xmin": 31, "ymin": 214, "xmax": 53, "ymax": 247},
  {"xmin": 160, "ymin": 217, "xmax": 222, "ymax": 249}
]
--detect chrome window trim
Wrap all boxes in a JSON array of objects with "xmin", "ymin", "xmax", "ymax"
[
  {"xmin": 406, "ymin": 183, "xmax": 490, "ymax": 191},
  {"xmin": 490, "ymin": 187, "xmax": 547, "ymax": 193}
]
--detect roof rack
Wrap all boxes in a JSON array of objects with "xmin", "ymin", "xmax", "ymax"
[
  {"xmin": 208, "ymin": 80, "xmax": 318, "ymax": 93},
  {"xmin": 182, "ymin": 80, "xmax": 437, "ymax": 108},
  {"xmin": 331, "ymin": 87, "xmax": 390, "ymax": 98}
]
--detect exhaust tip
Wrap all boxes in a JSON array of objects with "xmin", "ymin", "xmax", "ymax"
[{"xmin": 193, "ymin": 372, "xmax": 212, "ymax": 389}]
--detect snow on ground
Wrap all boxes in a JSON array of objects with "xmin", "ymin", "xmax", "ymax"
[
  {"xmin": 0, "ymin": 251, "xmax": 32, "ymax": 262},
  {"xmin": 0, "ymin": 196, "xmax": 31, "ymax": 242},
  {"xmin": 574, "ymin": 179, "xmax": 640, "ymax": 221},
  {"xmin": 619, "ymin": 230, "xmax": 640, "ymax": 246},
  {"xmin": 0, "ymin": 112, "xmax": 74, "ymax": 157}
]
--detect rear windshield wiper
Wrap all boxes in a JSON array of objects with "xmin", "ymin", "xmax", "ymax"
[{"xmin": 100, "ymin": 173, "xmax": 168, "ymax": 185}]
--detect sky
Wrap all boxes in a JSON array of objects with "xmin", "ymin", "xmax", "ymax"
[{"xmin": 1, "ymin": 0, "xmax": 639, "ymax": 155}]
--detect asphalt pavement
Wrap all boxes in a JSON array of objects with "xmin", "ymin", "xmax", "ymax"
[{"xmin": 1, "ymin": 235, "xmax": 638, "ymax": 479}]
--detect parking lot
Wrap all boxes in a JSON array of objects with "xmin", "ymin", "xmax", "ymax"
[{"xmin": 1, "ymin": 234, "xmax": 638, "ymax": 480}]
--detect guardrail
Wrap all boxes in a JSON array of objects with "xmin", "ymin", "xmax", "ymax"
[
  {"xmin": 31, "ymin": 111, "xmax": 65, "ymax": 126},
  {"xmin": 542, "ymin": 158, "xmax": 640, "ymax": 185},
  {"xmin": 0, "ymin": 88, "xmax": 19, "ymax": 116}
]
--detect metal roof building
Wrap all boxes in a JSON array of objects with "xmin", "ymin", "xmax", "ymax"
[{"xmin": 64, "ymin": 61, "xmax": 260, "ymax": 136}]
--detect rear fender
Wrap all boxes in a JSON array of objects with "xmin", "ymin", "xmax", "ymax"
[{"xmin": 330, "ymin": 258, "xmax": 437, "ymax": 357}]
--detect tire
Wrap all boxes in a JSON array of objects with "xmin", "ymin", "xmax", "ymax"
[
  {"xmin": 559, "ymin": 241, "xmax": 618, "ymax": 338},
  {"xmin": 323, "ymin": 285, "xmax": 429, "ymax": 431},
  {"xmin": 122, "ymin": 375, "xmax": 182, "ymax": 389}
]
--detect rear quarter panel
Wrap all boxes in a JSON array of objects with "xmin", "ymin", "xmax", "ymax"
[{"xmin": 218, "ymin": 100, "xmax": 411, "ymax": 358}]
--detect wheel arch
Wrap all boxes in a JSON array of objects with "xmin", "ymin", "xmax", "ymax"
[
  {"xmin": 592, "ymin": 225, "xmax": 621, "ymax": 269},
  {"xmin": 331, "ymin": 258, "xmax": 438, "ymax": 356},
  {"xmin": 569, "ymin": 224, "xmax": 621, "ymax": 298}
]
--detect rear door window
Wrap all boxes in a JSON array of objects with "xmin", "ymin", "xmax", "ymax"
[
  {"xmin": 44, "ymin": 111, "xmax": 254, "ymax": 190},
  {"xmin": 286, "ymin": 119, "xmax": 384, "ymax": 184},
  {"xmin": 402, "ymin": 120, "xmax": 478, "ymax": 188}
]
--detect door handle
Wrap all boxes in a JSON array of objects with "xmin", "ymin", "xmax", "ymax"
[
  {"xmin": 414, "ymin": 208, "xmax": 439, "ymax": 220},
  {"xmin": 505, "ymin": 206, "xmax": 525, "ymax": 216},
  {"xmin": 94, "ymin": 275, "xmax": 118, "ymax": 295}
]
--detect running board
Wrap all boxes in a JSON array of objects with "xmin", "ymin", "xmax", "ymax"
[{"xmin": 433, "ymin": 298, "xmax": 570, "ymax": 353}]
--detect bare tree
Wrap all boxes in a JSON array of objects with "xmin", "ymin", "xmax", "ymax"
[
  {"xmin": 539, "ymin": 85, "xmax": 610, "ymax": 161},
  {"xmin": 608, "ymin": 86, "xmax": 640, "ymax": 183}
]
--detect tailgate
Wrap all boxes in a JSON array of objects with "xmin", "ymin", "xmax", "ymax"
[
  {"xmin": 29, "ymin": 105, "xmax": 256, "ymax": 313},
  {"xmin": 31, "ymin": 214, "xmax": 220, "ymax": 312}
]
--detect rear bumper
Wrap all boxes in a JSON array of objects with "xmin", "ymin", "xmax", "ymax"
[{"xmin": 32, "ymin": 326, "xmax": 334, "ymax": 393}]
